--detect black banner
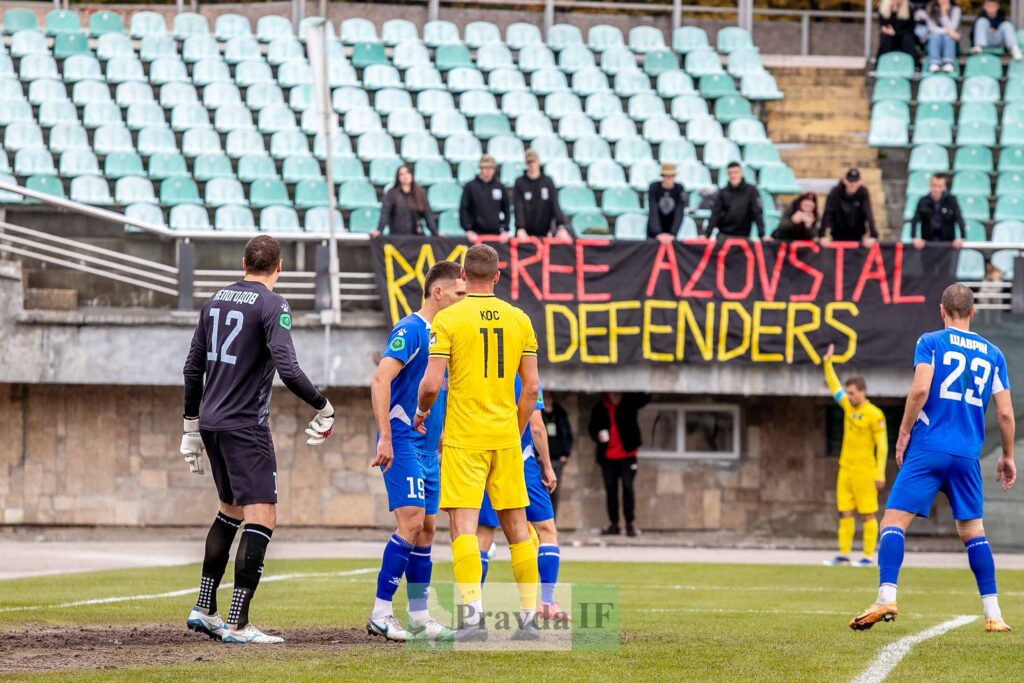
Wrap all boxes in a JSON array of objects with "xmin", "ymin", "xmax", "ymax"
[{"xmin": 371, "ymin": 236, "xmax": 957, "ymax": 366}]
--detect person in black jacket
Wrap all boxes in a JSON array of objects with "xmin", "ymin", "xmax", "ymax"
[
  {"xmin": 588, "ymin": 392, "xmax": 651, "ymax": 537},
  {"xmin": 458, "ymin": 154, "xmax": 511, "ymax": 243},
  {"xmin": 773, "ymin": 192, "xmax": 819, "ymax": 241},
  {"xmin": 820, "ymin": 168, "xmax": 879, "ymax": 247},
  {"xmin": 647, "ymin": 162, "xmax": 686, "ymax": 242},
  {"xmin": 878, "ymin": 0, "xmax": 919, "ymax": 58},
  {"xmin": 705, "ymin": 162, "xmax": 766, "ymax": 240},
  {"xmin": 541, "ymin": 391, "xmax": 574, "ymax": 517},
  {"xmin": 971, "ymin": 0, "xmax": 1022, "ymax": 59},
  {"xmin": 372, "ymin": 164, "xmax": 437, "ymax": 237},
  {"xmin": 911, "ymin": 173, "xmax": 966, "ymax": 248},
  {"xmin": 513, "ymin": 149, "xmax": 572, "ymax": 240}
]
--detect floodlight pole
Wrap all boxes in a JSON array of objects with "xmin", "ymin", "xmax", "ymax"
[
  {"xmin": 428, "ymin": 0, "xmax": 440, "ymax": 23},
  {"xmin": 672, "ymin": 0, "xmax": 682, "ymax": 31},
  {"xmin": 544, "ymin": 0, "xmax": 555, "ymax": 36},
  {"xmin": 864, "ymin": 0, "xmax": 873, "ymax": 60}
]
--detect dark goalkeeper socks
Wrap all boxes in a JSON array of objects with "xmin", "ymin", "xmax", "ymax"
[
  {"xmin": 227, "ymin": 523, "xmax": 273, "ymax": 628},
  {"xmin": 196, "ymin": 512, "xmax": 241, "ymax": 614}
]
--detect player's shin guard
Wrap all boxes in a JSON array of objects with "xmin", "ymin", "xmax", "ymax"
[
  {"xmin": 509, "ymin": 538, "xmax": 540, "ymax": 614},
  {"xmin": 480, "ymin": 550, "xmax": 490, "ymax": 585},
  {"xmin": 965, "ymin": 536, "xmax": 1001, "ymax": 619},
  {"xmin": 837, "ymin": 516, "xmax": 855, "ymax": 557},
  {"xmin": 405, "ymin": 545, "xmax": 432, "ymax": 618},
  {"xmin": 452, "ymin": 535, "xmax": 483, "ymax": 626},
  {"xmin": 863, "ymin": 518, "xmax": 879, "ymax": 559},
  {"xmin": 374, "ymin": 534, "xmax": 413, "ymax": 619},
  {"xmin": 537, "ymin": 544, "xmax": 560, "ymax": 604},
  {"xmin": 197, "ymin": 512, "xmax": 241, "ymax": 614},
  {"xmin": 876, "ymin": 526, "xmax": 905, "ymax": 604},
  {"xmin": 227, "ymin": 524, "xmax": 273, "ymax": 628}
]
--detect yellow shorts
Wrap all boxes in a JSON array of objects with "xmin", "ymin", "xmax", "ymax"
[
  {"xmin": 440, "ymin": 445, "xmax": 528, "ymax": 510},
  {"xmin": 837, "ymin": 467, "xmax": 879, "ymax": 515}
]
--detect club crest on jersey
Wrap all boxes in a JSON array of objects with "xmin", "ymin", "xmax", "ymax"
[
  {"xmin": 429, "ymin": 332, "xmax": 437, "ymax": 347},
  {"xmin": 390, "ymin": 336, "xmax": 406, "ymax": 351},
  {"xmin": 278, "ymin": 312, "xmax": 292, "ymax": 330}
]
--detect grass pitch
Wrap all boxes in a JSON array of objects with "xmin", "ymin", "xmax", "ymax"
[{"xmin": 1, "ymin": 557, "xmax": 1021, "ymax": 682}]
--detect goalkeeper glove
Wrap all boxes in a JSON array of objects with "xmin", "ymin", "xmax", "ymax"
[
  {"xmin": 305, "ymin": 399, "xmax": 335, "ymax": 446},
  {"xmin": 180, "ymin": 417, "xmax": 205, "ymax": 475}
]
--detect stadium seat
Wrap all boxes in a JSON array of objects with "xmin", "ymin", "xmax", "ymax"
[
  {"xmin": 515, "ymin": 111, "xmax": 554, "ymax": 139},
  {"xmin": 299, "ymin": 206, "xmax": 341, "ymax": 233},
  {"xmin": 430, "ymin": 109, "xmax": 469, "ymax": 139},
  {"xmin": 254, "ymin": 15, "xmax": 291, "ymax": 43},
  {"xmin": 704, "ymin": 138, "xmax": 742, "ymax": 168},
  {"xmin": 93, "ymin": 124, "xmax": 134, "ymax": 156},
  {"xmin": 413, "ymin": 159, "xmax": 452, "ymax": 187},
  {"xmin": 424, "ymin": 19, "xmax": 461, "ymax": 47},
  {"xmin": 961, "ymin": 76, "xmax": 1000, "ymax": 104},
  {"xmin": 993, "ymin": 220, "xmax": 1024, "ymax": 242},
  {"xmin": 279, "ymin": 156, "xmax": 322, "ymax": 184},
  {"xmin": 73, "ymin": 80, "xmax": 111, "ymax": 107},
  {"xmin": 129, "ymin": 11, "xmax": 165, "ymax": 38},
  {"xmin": 912, "ymin": 119, "xmax": 953, "ymax": 146},
  {"xmin": 60, "ymin": 149, "xmax": 101, "ymax": 178},
  {"xmin": 150, "ymin": 57, "xmax": 190, "ymax": 86},
  {"xmin": 714, "ymin": 95, "xmax": 754, "ymax": 123},
  {"xmin": 236, "ymin": 59, "xmax": 275, "ymax": 88},
  {"xmin": 182, "ymin": 128, "xmax": 223, "ymax": 157},
  {"xmin": 4, "ymin": 8, "xmax": 38, "ymax": 35},
  {"xmin": 444, "ymin": 133, "xmax": 483, "ymax": 163},
  {"xmin": 906, "ymin": 170, "xmax": 932, "ymax": 196},
  {"xmin": 671, "ymin": 94, "xmax": 710, "ymax": 122},
  {"xmin": 137, "ymin": 127, "xmax": 178, "ymax": 156},
  {"xmin": 603, "ymin": 188, "xmax": 642, "ymax": 217},
  {"xmin": 436, "ymin": 44, "xmax": 474, "ymax": 72},
  {"xmin": 614, "ymin": 137, "xmax": 653, "ymax": 167},
  {"xmin": 161, "ymin": 177, "xmax": 201, "ymax": 206},
  {"xmin": 965, "ymin": 53, "xmax": 1002, "ymax": 79},
  {"xmin": 405, "ymin": 65, "xmax": 444, "ymax": 92},
  {"xmin": 727, "ymin": 49, "xmax": 764, "ymax": 78},
  {"xmin": 686, "ymin": 116, "xmax": 724, "ymax": 144},
  {"xmin": 14, "ymin": 148, "xmax": 56, "ymax": 176},
  {"xmin": 960, "ymin": 194, "xmax": 991, "ymax": 221},
  {"xmin": 259, "ymin": 104, "xmax": 299, "ymax": 133},
  {"xmin": 214, "ymin": 103, "xmax": 255, "ymax": 133},
  {"xmin": 25, "ymin": 174, "xmax": 65, "ymax": 199},
  {"xmin": 39, "ymin": 101, "xmax": 78, "ymax": 129},
  {"xmin": 760, "ymin": 165, "xmax": 801, "ymax": 194},
  {"xmin": 954, "ymin": 145, "xmax": 993, "ymax": 173},
  {"xmin": 741, "ymin": 71, "xmax": 783, "ymax": 100},
  {"xmin": 956, "ymin": 249, "xmax": 986, "ymax": 280},
  {"xmin": 589, "ymin": 24, "xmax": 624, "ymax": 53},
  {"xmin": 355, "ymin": 131, "xmax": 398, "ymax": 161},
  {"xmin": 478, "ymin": 44, "xmax": 514, "ymax": 73},
  {"xmin": 351, "ymin": 41, "xmax": 390, "ymax": 69},
  {"xmin": 169, "ymin": 204, "xmax": 211, "ymax": 231},
  {"xmin": 335, "ymin": 179, "xmax": 377, "ymax": 210},
  {"xmin": 628, "ymin": 159, "xmax": 660, "ymax": 191},
  {"xmin": 588, "ymin": 159, "xmax": 629, "ymax": 190},
  {"xmin": 572, "ymin": 136, "xmax": 611, "ymax": 167},
  {"xmin": 114, "ymin": 176, "xmax": 156, "ymax": 205},
  {"xmin": 0, "ymin": 99, "xmax": 33, "ymax": 127},
  {"xmin": 874, "ymin": 100, "xmax": 911, "ymax": 123},
  {"xmin": 559, "ymin": 112, "xmax": 598, "ymax": 141},
  {"xmin": 685, "ymin": 48, "xmax": 724, "ymax": 77},
  {"xmin": 643, "ymin": 49, "xmax": 678, "ymax": 78},
  {"xmin": 215, "ymin": 14, "xmax": 251, "ymax": 41},
  {"xmin": 246, "ymin": 82, "xmax": 285, "ymax": 111},
  {"xmin": 182, "ymin": 35, "xmax": 219, "ymax": 64},
  {"xmin": 278, "ymin": 60, "xmax": 313, "ymax": 88},
  {"xmin": 997, "ymin": 171, "xmax": 1024, "ymax": 196},
  {"xmin": 433, "ymin": 209, "xmax": 459, "ymax": 235},
  {"xmin": 140, "ymin": 34, "xmax": 176, "ymax": 63},
  {"xmin": 11, "ymin": 30, "xmax": 49, "ymax": 59},
  {"xmin": 614, "ymin": 69, "xmax": 653, "ymax": 97},
  {"xmin": 1001, "ymin": 145, "xmax": 1024, "ymax": 171},
  {"xmin": 368, "ymin": 158, "xmax": 401, "ymax": 186},
  {"xmin": 28, "ymin": 79, "xmax": 69, "ymax": 107},
  {"xmin": 124, "ymin": 202, "xmax": 166, "ymax": 230},
  {"xmin": 53, "ymin": 33, "xmax": 91, "ymax": 59},
  {"xmin": 630, "ymin": 26, "xmax": 667, "ymax": 53},
  {"xmin": 194, "ymin": 154, "xmax": 236, "ymax": 182},
  {"xmin": 995, "ymin": 195, "xmax": 1024, "ymax": 222},
  {"xmin": 643, "ymin": 116, "xmax": 681, "ymax": 144},
  {"xmin": 500, "ymin": 161, "xmax": 526, "ymax": 185},
  {"xmin": 89, "ymin": 11, "xmax": 124, "ymax": 38},
  {"xmin": 545, "ymin": 158, "xmax": 584, "ymax": 188},
  {"xmin": 456, "ymin": 161, "xmax": 479, "ymax": 185},
  {"xmin": 204, "ymin": 177, "xmax": 245, "ymax": 207},
  {"xmin": 559, "ymin": 44, "xmax": 597, "ymax": 74},
  {"xmin": 918, "ymin": 76, "xmax": 958, "ymax": 104},
  {"xmin": 952, "ymin": 170, "xmax": 991, "ymax": 196},
  {"xmin": 69, "ymin": 175, "xmax": 113, "ymax": 205},
  {"xmin": 959, "ymin": 102, "xmax": 997, "ymax": 128},
  {"xmin": 147, "ymin": 152, "xmax": 188, "ymax": 180},
  {"xmin": 21, "ymin": 55, "xmax": 59, "ymax": 81},
  {"xmin": 875, "ymin": 51, "xmax": 915, "ymax": 78},
  {"xmin": 488, "ymin": 135, "xmax": 525, "ymax": 164},
  {"xmin": 717, "ymin": 27, "xmax": 754, "ymax": 54},
  {"xmin": 249, "ymin": 178, "xmax": 290, "ymax": 209},
  {"xmin": 915, "ymin": 101, "xmax": 955, "ymax": 126},
  {"xmin": 908, "ymin": 144, "xmax": 950, "ymax": 172},
  {"xmin": 344, "ymin": 207, "xmax": 377, "ymax": 233},
  {"xmin": 127, "ymin": 102, "xmax": 166, "ymax": 131},
  {"xmin": 49, "ymin": 122, "xmax": 91, "ymax": 155},
  {"xmin": 572, "ymin": 67, "xmax": 611, "ymax": 96},
  {"xmin": 868, "ymin": 116, "xmax": 909, "ymax": 147},
  {"xmin": 204, "ymin": 82, "xmax": 242, "ymax": 109},
  {"xmin": 657, "ymin": 70, "xmax": 697, "ymax": 98},
  {"xmin": 460, "ymin": 90, "xmax": 499, "ymax": 116},
  {"xmin": 559, "ymin": 186, "xmax": 598, "ymax": 214},
  {"xmin": 573, "ymin": 210, "xmax": 610, "ymax": 233},
  {"xmin": 519, "ymin": 46, "xmax": 556, "ymax": 73},
  {"xmin": 871, "ymin": 76, "xmax": 911, "ymax": 103},
  {"xmin": 340, "ymin": 17, "xmax": 378, "ymax": 45},
  {"xmin": 507, "ymin": 21, "xmax": 543, "ymax": 49},
  {"xmin": 213, "ymin": 205, "xmax": 254, "ymax": 231},
  {"xmin": 426, "ymin": 181, "xmax": 461, "ymax": 211},
  {"xmin": 173, "ymin": 12, "xmax": 209, "ymax": 40},
  {"xmin": 586, "ymin": 92, "xmax": 625, "ymax": 120},
  {"xmin": 400, "ymin": 132, "xmax": 441, "ymax": 162},
  {"xmin": 699, "ymin": 74, "xmax": 736, "ymax": 99},
  {"xmin": 387, "ymin": 109, "xmax": 426, "ymax": 137},
  {"xmin": 957, "ymin": 120, "xmax": 996, "ymax": 147},
  {"xmin": 628, "ymin": 93, "xmax": 666, "ymax": 122},
  {"xmin": 172, "ymin": 103, "xmax": 211, "ymax": 134},
  {"xmin": 1001, "ymin": 121, "xmax": 1024, "ymax": 146},
  {"xmin": 673, "ymin": 26, "xmax": 709, "ymax": 54},
  {"xmin": 116, "ymin": 82, "xmax": 155, "ymax": 108},
  {"xmin": 256, "ymin": 205, "xmax": 299, "ymax": 233}
]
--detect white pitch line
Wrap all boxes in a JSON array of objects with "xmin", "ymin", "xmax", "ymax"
[
  {"xmin": 850, "ymin": 615, "xmax": 978, "ymax": 683},
  {"xmin": 0, "ymin": 567, "xmax": 376, "ymax": 614}
]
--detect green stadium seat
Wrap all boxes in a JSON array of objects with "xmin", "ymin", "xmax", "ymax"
[
  {"xmin": 953, "ymin": 170, "xmax": 991, "ymax": 196},
  {"xmin": 685, "ymin": 48, "xmax": 724, "ymax": 77},
  {"xmin": 53, "ymin": 33, "xmax": 91, "ymax": 59},
  {"xmin": 717, "ymin": 27, "xmax": 754, "ymax": 54},
  {"xmin": 348, "ymin": 208, "xmax": 381, "ymax": 233},
  {"xmin": 304, "ymin": 206, "xmax": 344, "ymax": 232},
  {"xmin": 588, "ymin": 159, "xmax": 628, "ymax": 190},
  {"xmin": 1000, "ymin": 145, "xmax": 1024, "ymax": 171},
  {"xmin": 507, "ymin": 21, "xmax": 543, "ymax": 50},
  {"xmin": 957, "ymin": 120, "xmax": 996, "ymax": 147},
  {"xmin": 1009, "ymin": 59, "xmax": 1024, "ymax": 81},
  {"xmin": 137, "ymin": 127, "xmax": 178, "ymax": 156},
  {"xmin": 913, "ymin": 119, "xmax": 953, "ymax": 146},
  {"xmin": 960, "ymin": 102, "xmax": 997, "ymax": 128},
  {"xmin": 214, "ymin": 205, "xmax": 255, "ymax": 231},
  {"xmin": 559, "ymin": 186, "xmax": 597, "ymax": 214},
  {"xmin": 14, "ymin": 148, "xmax": 56, "ymax": 176},
  {"xmin": 170, "ymin": 205, "xmax": 212, "ymax": 231},
  {"xmin": 673, "ymin": 26, "xmax": 709, "ymax": 54},
  {"xmin": 743, "ymin": 141, "xmax": 781, "ymax": 169},
  {"xmin": 435, "ymin": 44, "xmax": 474, "ymax": 72},
  {"xmin": 906, "ymin": 170, "xmax": 931, "ymax": 196},
  {"xmin": 1003, "ymin": 101, "xmax": 1024, "ymax": 127},
  {"xmin": 602, "ymin": 188, "xmax": 641, "ymax": 217},
  {"xmin": 114, "ymin": 176, "xmax": 156, "ymax": 205},
  {"xmin": 89, "ymin": 11, "xmax": 124, "ymax": 38},
  {"xmin": 960, "ymin": 76, "xmax": 999, "ymax": 104},
  {"xmin": 876, "ymin": 52, "xmax": 915, "ymax": 78},
  {"xmin": 760, "ymin": 165, "xmax": 801, "ymax": 194},
  {"xmin": 215, "ymin": 13, "xmax": 251, "ymax": 41},
  {"xmin": 427, "ymin": 180, "xmax": 461, "ymax": 211},
  {"xmin": 124, "ymin": 202, "xmax": 166, "ymax": 230},
  {"xmin": 456, "ymin": 161, "xmax": 479, "ymax": 185},
  {"xmin": 874, "ymin": 100, "xmax": 910, "ymax": 123},
  {"xmin": 173, "ymin": 12, "xmax": 209, "ymax": 40},
  {"xmin": 1001, "ymin": 121, "xmax": 1024, "ymax": 146},
  {"xmin": 869, "ymin": 116, "xmax": 908, "ymax": 146},
  {"xmin": 872, "ymin": 76, "xmax": 911, "ymax": 103},
  {"xmin": 289, "ymin": 84, "xmax": 314, "ymax": 112},
  {"xmin": 727, "ymin": 48, "xmax": 764, "ymax": 78},
  {"xmin": 250, "ymin": 178, "xmax": 290, "ymax": 209},
  {"xmin": 473, "ymin": 113, "xmax": 512, "ymax": 141},
  {"xmin": 741, "ymin": 71, "xmax": 783, "ymax": 101},
  {"xmin": 182, "ymin": 128, "xmax": 223, "ymax": 157},
  {"xmin": 4, "ymin": 8, "xmax": 38, "ymax": 35},
  {"xmin": 39, "ymin": 100, "xmax": 78, "ymax": 129},
  {"xmin": 995, "ymin": 196, "xmax": 1024, "ymax": 222},
  {"xmin": 997, "ymin": 171, "xmax": 1024, "ymax": 196},
  {"xmin": 573, "ymin": 210, "xmax": 610, "ymax": 234},
  {"xmin": 699, "ymin": 74, "xmax": 736, "ymax": 99},
  {"xmin": 412, "ymin": 159, "xmax": 450, "ymax": 187},
  {"xmin": 954, "ymin": 145, "xmax": 993, "ymax": 173},
  {"xmin": 959, "ymin": 194, "xmax": 991, "ymax": 221},
  {"xmin": 160, "ymin": 177, "xmax": 201, "ymax": 206},
  {"xmin": 352, "ymin": 41, "xmax": 389, "ymax": 69},
  {"xmin": 147, "ymin": 152, "xmax": 188, "ymax": 180},
  {"xmin": 644, "ymin": 50, "xmax": 678, "ymax": 77},
  {"xmin": 130, "ymin": 11, "xmax": 166, "ymax": 38},
  {"xmin": 25, "ymin": 174, "xmax": 65, "ymax": 199},
  {"xmin": 105, "ymin": 152, "xmax": 145, "ymax": 180},
  {"xmin": 630, "ymin": 26, "xmax": 666, "ymax": 53},
  {"xmin": 194, "ymin": 154, "xmax": 236, "ymax": 182},
  {"xmin": 436, "ymin": 209, "xmax": 461, "ymax": 235},
  {"xmin": 964, "ymin": 53, "xmax": 1002, "ymax": 79},
  {"xmin": 369, "ymin": 158, "xmax": 402, "ymax": 186},
  {"xmin": 338, "ymin": 179, "xmax": 380, "ymax": 210},
  {"xmin": 261, "ymin": 205, "xmax": 301, "ymax": 232},
  {"xmin": 914, "ymin": 102, "xmax": 953, "ymax": 128},
  {"xmin": 714, "ymin": 95, "xmax": 754, "ymax": 123},
  {"xmin": 93, "ymin": 123, "xmax": 134, "ymax": 156},
  {"xmin": 956, "ymin": 249, "xmax": 986, "ymax": 280},
  {"xmin": 908, "ymin": 144, "xmax": 949, "ymax": 172},
  {"xmin": 444, "ymin": 133, "xmax": 483, "ymax": 163},
  {"xmin": 964, "ymin": 219, "xmax": 987, "ymax": 241},
  {"xmin": 589, "ymin": 24, "xmax": 624, "ymax": 52}
]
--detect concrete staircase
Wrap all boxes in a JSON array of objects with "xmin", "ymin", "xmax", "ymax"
[{"xmin": 763, "ymin": 66, "xmax": 891, "ymax": 237}]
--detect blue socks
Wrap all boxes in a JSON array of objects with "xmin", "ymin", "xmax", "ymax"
[
  {"xmin": 965, "ymin": 536, "xmax": 997, "ymax": 596},
  {"xmin": 480, "ymin": 550, "xmax": 490, "ymax": 584},
  {"xmin": 538, "ymin": 544, "xmax": 561, "ymax": 604},
  {"xmin": 375, "ymin": 534, "xmax": 413, "ymax": 602},
  {"xmin": 405, "ymin": 545, "xmax": 433, "ymax": 613},
  {"xmin": 877, "ymin": 526, "xmax": 905, "ymax": 588}
]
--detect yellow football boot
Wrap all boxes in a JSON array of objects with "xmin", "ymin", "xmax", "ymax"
[
  {"xmin": 849, "ymin": 603, "xmax": 899, "ymax": 630},
  {"xmin": 985, "ymin": 618, "xmax": 1012, "ymax": 633}
]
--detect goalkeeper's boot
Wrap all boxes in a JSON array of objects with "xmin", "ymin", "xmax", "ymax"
[
  {"xmin": 985, "ymin": 618, "xmax": 1012, "ymax": 633},
  {"xmin": 186, "ymin": 608, "xmax": 228, "ymax": 639},
  {"xmin": 366, "ymin": 615, "xmax": 413, "ymax": 642},
  {"xmin": 510, "ymin": 617, "xmax": 541, "ymax": 642},
  {"xmin": 453, "ymin": 620, "xmax": 489, "ymax": 643},
  {"xmin": 221, "ymin": 623, "xmax": 284, "ymax": 644},
  {"xmin": 849, "ymin": 602, "xmax": 899, "ymax": 630},
  {"xmin": 409, "ymin": 617, "xmax": 456, "ymax": 642}
]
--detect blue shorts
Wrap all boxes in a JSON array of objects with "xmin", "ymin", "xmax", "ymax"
[
  {"xmin": 479, "ymin": 455, "xmax": 554, "ymax": 527},
  {"xmin": 381, "ymin": 442, "xmax": 440, "ymax": 515},
  {"xmin": 886, "ymin": 448, "xmax": 984, "ymax": 521}
]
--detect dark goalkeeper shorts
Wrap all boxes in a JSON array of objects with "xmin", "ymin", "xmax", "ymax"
[{"xmin": 201, "ymin": 425, "xmax": 278, "ymax": 506}]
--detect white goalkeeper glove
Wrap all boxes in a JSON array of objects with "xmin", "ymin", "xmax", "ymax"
[
  {"xmin": 180, "ymin": 417, "xmax": 205, "ymax": 475},
  {"xmin": 305, "ymin": 399, "xmax": 335, "ymax": 446}
]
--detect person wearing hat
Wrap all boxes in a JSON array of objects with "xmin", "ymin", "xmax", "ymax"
[
  {"xmin": 820, "ymin": 169, "xmax": 879, "ymax": 247},
  {"xmin": 459, "ymin": 154, "xmax": 511, "ymax": 243},
  {"xmin": 513, "ymin": 149, "xmax": 572, "ymax": 240},
  {"xmin": 647, "ymin": 162, "xmax": 687, "ymax": 242}
]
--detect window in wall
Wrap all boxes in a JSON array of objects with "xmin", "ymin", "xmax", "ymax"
[{"xmin": 638, "ymin": 403, "xmax": 741, "ymax": 460}]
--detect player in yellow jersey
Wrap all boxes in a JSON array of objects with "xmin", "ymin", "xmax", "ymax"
[
  {"xmin": 413, "ymin": 244, "xmax": 542, "ymax": 642},
  {"xmin": 822, "ymin": 343, "xmax": 889, "ymax": 567}
]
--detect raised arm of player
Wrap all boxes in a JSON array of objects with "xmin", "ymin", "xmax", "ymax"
[
  {"xmin": 370, "ymin": 356, "xmax": 403, "ymax": 472},
  {"xmin": 517, "ymin": 354, "xmax": 540, "ymax": 436},
  {"xmin": 895, "ymin": 363, "xmax": 934, "ymax": 467},
  {"xmin": 822, "ymin": 343, "xmax": 852, "ymax": 415},
  {"xmin": 530, "ymin": 409, "xmax": 557, "ymax": 492},
  {"xmin": 413, "ymin": 356, "xmax": 447, "ymax": 434},
  {"xmin": 993, "ymin": 384, "xmax": 1016, "ymax": 491}
]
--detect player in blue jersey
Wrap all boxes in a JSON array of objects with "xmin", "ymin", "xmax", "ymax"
[
  {"xmin": 366, "ymin": 261, "xmax": 466, "ymax": 641},
  {"xmin": 850, "ymin": 284, "xmax": 1016, "ymax": 633},
  {"xmin": 477, "ymin": 377, "xmax": 567, "ymax": 622}
]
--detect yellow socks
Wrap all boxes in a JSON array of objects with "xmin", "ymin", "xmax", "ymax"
[
  {"xmin": 509, "ymin": 538, "xmax": 540, "ymax": 611},
  {"xmin": 838, "ymin": 516, "xmax": 855, "ymax": 557},
  {"xmin": 452, "ymin": 534, "xmax": 483, "ymax": 605},
  {"xmin": 863, "ymin": 517, "xmax": 879, "ymax": 559}
]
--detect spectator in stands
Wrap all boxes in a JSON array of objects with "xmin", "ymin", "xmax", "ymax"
[
  {"xmin": 910, "ymin": 173, "xmax": 966, "ymax": 249},
  {"xmin": 372, "ymin": 164, "xmax": 437, "ymax": 237},
  {"xmin": 773, "ymin": 192, "xmax": 819, "ymax": 241},
  {"xmin": 923, "ymin": 0, "xmax": 962, "ymax": 72},
  {"xmin": 971, "ymin": 0, "xmax": 1023, "ymax": 59},
  {"xmin": 589, "ymin": 392, "xmax": 650, "ymax": 537},
  {"xmin": 705, "ymin": 162, "xmax": 767, "ymax": 240},
  {"xmin": 647, "ymin": 163, "xmax": 687, "ymax": 243},
  {"xmin": 513, "ymin": 149, "xmax": 572, "ymax": 240},
  {"xmin": 820, "ymin": 169, "xmax": 879, "ymax": 247},
  {"xmin": 878, "ymin": 0, "xmax": 920, "ymax": 59},
  {"xmin": 459, "ymin": 154, "xmax": 511, "ymax": 243},
  {"xmin": 541, "ymin": 392, "xmax": 574, "ymax": 518}
]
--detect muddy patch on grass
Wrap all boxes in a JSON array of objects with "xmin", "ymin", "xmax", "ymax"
[{"xmin": 0, "ymin": 624, "xmax": 395, "ymax": 673}]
